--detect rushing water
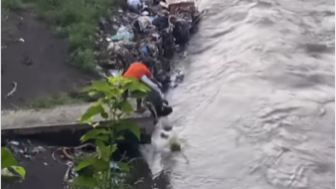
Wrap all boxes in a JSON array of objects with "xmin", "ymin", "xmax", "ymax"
[{"xmin": 140, "ymin": 0, "xmax": 335, "ymax": 188}]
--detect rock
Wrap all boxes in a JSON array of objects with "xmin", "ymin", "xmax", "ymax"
[{"xmin": 160, "ymin": 132, "xmax": 169, "ymax": 139}]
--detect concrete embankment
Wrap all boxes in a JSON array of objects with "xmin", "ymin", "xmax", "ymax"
[{"xmin": 1, "ymin": 104, "xmax": 155, "ymax": 143}]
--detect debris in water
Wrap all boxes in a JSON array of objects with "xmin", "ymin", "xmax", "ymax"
[
  {"xmin": 169, "ymin": 136, "xmax": 182, "ymax": 152},
  {"xmin": 160, "ymin": 133, "xmax": 169, "ymax": 139}
]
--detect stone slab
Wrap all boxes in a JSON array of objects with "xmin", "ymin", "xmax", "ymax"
[{"xmin": 1, "ymin": 103, "xmax": 153, "ymax": 133}]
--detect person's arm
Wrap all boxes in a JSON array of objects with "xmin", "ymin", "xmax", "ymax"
[
  {"xmin": 143, "ymin": 64, "xmax": 162, "ymax": 87},
  {"xmin": 140, "ymin": 75, "xmax": 164, "ymax": 98}
]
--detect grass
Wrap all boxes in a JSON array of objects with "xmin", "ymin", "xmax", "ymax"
[
  {"xmin": 25, "ymin": 93, "xmax": 85, "ymax": 109},
  {"xmin": 1, "ymin": 0, "xmax": 25, "ymax": 11},
  {"xmin": 2, "ymin": 0, "xmax": 123, "ymax": 73}
]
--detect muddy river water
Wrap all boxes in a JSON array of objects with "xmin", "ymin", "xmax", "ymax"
[{"xmin": 140, "ymin": 0, "xmax": 335, "ymax": 189}]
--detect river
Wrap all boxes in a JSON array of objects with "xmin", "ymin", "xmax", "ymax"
[{"xmin": 140, "ymin": 0, "xmax": 335, "ymax": 189}]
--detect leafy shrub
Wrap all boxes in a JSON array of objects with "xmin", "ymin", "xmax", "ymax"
[{"xmin": 71, "ymin": 74, "xmax": 149, "ymax": 189}]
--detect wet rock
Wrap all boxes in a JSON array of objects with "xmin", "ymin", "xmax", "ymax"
[
  {"xmin": 160, "ymin": 132, "xmax": 169, "ymax": 139},
  {"xmin": 163, "ymin": 125, "xmax": 172, "ymax": 131}
]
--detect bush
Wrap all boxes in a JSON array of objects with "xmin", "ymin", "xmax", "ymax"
[
  {"xmin": 71, "ymin": 74, "xmax": 149, "ymax": 189},
  {"xmin": 2, "ymin": 0, "xmax": 25, "ymax": 11}
]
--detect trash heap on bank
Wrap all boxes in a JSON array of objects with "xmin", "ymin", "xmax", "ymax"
[{"xmin": 96, "ymin": 0, "xmax": 204, "ymax": 90}]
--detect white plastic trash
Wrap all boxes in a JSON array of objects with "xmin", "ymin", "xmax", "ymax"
[
  {"xmin": 112, "ymin": 25, "xmax": 135, "ymax": 41},
  {"xmin": 109, "ymin": 69, "xmax": 119, "ymax": 77},
  {"xmin": 137, "ymin": 16, "xmax": 154, "ymax": 31},
  {"xmin": 127, "ymin": 0, "xmax": 141, "ymax": 9}
]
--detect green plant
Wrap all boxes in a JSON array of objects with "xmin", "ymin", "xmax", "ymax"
[
  {"xmin": 2, "ymin": 0, "xmax": 25, "ymax": 11},
  {"xmin": 1, "ymin": 147, "xmax": 26, "ymax": 183},
  {"xmin": 70, "ymin": 74, "xmax": 149, "ymax": 189},
  {"xmin": 25, "ymin": 93, "xmax": 84, "ymax": 109}
]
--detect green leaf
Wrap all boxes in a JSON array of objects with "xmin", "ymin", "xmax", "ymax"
[
  {"xmin": 1, "ymin": 166, "xmax": 26, "ymax": 182},
  {"xmin": 2, "ymin": 168, "xmax": 19, "ymax": 183},
  {"xmin": 126, "ymin": 80, "xmax": 150, "ymax": 93},
  {"xmin": 77, "ymin": 155, "xmax": 108, "ymax": 172},
  {"xmin": 100, "ymin": 111, "xmax": 108, "ymax": 119},
  {"xmin": 95, "ymin": 141, "xmax": 108, "ymax": 161},
  {"xmin": 78, "ymin": 102, "xmax": 105, "ymax": 123},
  {"xmin": 96, "ymin": 141, "xmax": 117, "ymax": 162},
  {"xmin": 119, "ymin": 100, "xmax": 133, "ymax": 114},
  {"xmin": 81, "ymin": 85, "xmax": 95, "ymax": 93},
  {"xmin": 116, "ymin": 136, "xmax": 125, "ymax": 140},
  {"xmin": 89, "ymin": 157, "xmax": 109, "ymax": 172},
  {"xmin": 75, "ymin": 158, "xmax": 92, "ymax": 172},
  {"xmin": 80, "ymin": 128, "xmax": 110, "ymax": 143},
  {"xmin": 11, "ymin": 166, "xmax": 26, "ymax": 179},
  {"xmin": 118, "ymin": 162, "xmax": 130, "ymax": 172},
  {"xmin": 129, "ymin": 91, "xmax": 147, "ymax": 98},
  {"xmin": 70, "ymin": 176, "xmax": 97, "ymax": 188},
  {"xmin": 107, "ymin": 144, "xmax": 117, "ymax": 156},
  {"xmin": 91, "ymin": 80, "xmax": 110, "ymax": 92},
  {"xmin": 1, "ymin": 147, "xmax": 19, "ymax": 169},
  {"xmin": 88, "ymin": 91, "xmax": 98, "ymax": 97},
  {"xmin": 118, "ymin": 120, "xmax": 141, "ymax": 140}
]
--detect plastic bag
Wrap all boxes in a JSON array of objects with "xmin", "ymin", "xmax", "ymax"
[{"xmin": 111, "ymin": 25, "xmax": 134, "ymax": 41}]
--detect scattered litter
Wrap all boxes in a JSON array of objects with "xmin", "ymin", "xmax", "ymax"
[
  {"xmin": 111, "ymin": 25, "xmax": 134, "ymax": 41},
  {"xmin": 170, "ymin": 69, "xmax": 184, "ymax": 88},
  {"xmin": 110, "ymin": 161, "xmax": 121, "ymax": 170},
  {"xmin": 93, "ymin": 0, "xmax": 203, "ymax": 93},
  {"xmin": 9, "ymin": 141, "xmax": 20, "ymax": 146},
  {"xmin": 107, "ymin": 41, "xmax": 115, "ymax": 50},
  {"xmin": 109, "ymin": 69, "xmax": 119, "ymax": 77},
  {"xmin": 6, "ymin": 81, "xmax": 17, "ymax": 99},
  {"xmin": 135, "ymin": 16, "xmax": 154, "ymax": 32},
  {"xmin": 127, "ymin": 0, "xmax": 142, "ymax": 10},
  {"xmin": 31, "ymin": 146, "xmax": 46, "ymax": 154},
  {"xmin": 112, "ymin": 24, "xmax": 119, "ymax": 30}
]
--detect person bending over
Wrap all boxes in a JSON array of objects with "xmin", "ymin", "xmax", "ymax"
[{"xmin": 123, "ymin": 58, "xmax": 167, "ymax": 116}]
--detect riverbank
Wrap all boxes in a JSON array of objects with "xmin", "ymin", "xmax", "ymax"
[
  {"xmin": 1, "ymin": 0, "xmax": 188, "ymax": 110},
  {"xmin": 1, "ymin": 0, "xmax": 112, "ymax": 109},
  {"xmin": 1, "ymin": 103, "xmax": 155, "ymax": 144},
  {"xmin": 2, "ymin": 0, "xmax": 200, "ymax": 188},
  {"xmin": 3, "ymin": 138, "xmax": 171, "ymax": 189},
  {"xmin": 1, "ymin": 102, "xmax": 165, "ymax": 189}
]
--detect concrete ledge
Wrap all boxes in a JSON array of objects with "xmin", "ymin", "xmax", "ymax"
[{"xmin": 1, "ymin": 103, "xmax": 153, "ymax": 133}]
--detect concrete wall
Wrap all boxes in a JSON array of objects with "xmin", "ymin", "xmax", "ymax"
[{"xmin": 1, "ymin": 104, "xmax": 155, "ymax": 137}]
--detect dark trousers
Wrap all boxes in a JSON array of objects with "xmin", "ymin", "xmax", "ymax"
[{"xmin": 123, "ymin": 89, "xmax": 172, "ymax": 118}]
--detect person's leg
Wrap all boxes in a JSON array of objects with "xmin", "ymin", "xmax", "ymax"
[
  {"xmin": 122, "ymin": 89, "xmax": 129, "ymax": 100},
  {"xmin": 135, "ymin": 98, "xmax": 146, "ymax": 112}
]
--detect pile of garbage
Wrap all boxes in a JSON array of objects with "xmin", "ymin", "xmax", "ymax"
[
  {"xmin": 95, "ymin": 0, "xmax": 204, "ymax": 90},
  {"xmin": 5, "ymin": 139, "xmax": 130, "ymax": 186}
]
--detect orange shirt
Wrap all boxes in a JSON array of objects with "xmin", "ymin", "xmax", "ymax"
[{"xmin": 123, "ymin": 62, "xmax": 152, "ymax": 79}]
